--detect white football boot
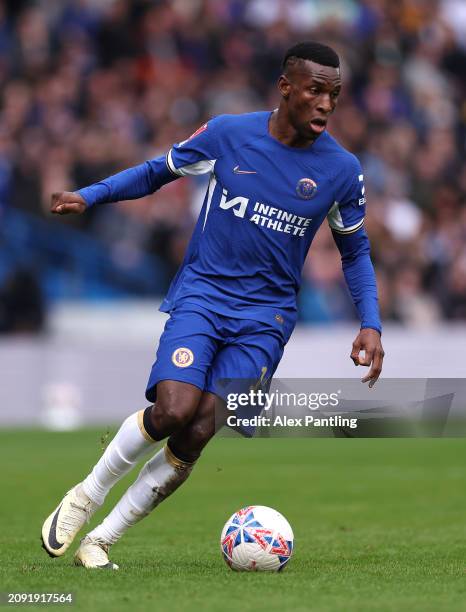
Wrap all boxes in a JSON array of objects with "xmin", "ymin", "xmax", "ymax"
[
  {"xmin": 41, "ymin": 484, "xmax": 99, "ymax": 557},
  {"xmin": 74, "ymin": 535, "xmax": 119, "ymax": 570}
]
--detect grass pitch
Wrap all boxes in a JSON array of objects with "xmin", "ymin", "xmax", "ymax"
[{"xmin": 0, "ymin": 430, "xmax": 464, "ymax": 612}]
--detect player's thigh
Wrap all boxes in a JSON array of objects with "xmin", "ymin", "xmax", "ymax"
[
  {"xmin": 206, "ymin": 327, "xmax": 284, "ymax": 423},
  {"xmin": 206, "ymin": 333, "xmax": 283, "ymax": 438},
  {"xmin": 146, "ymin": 306, "xmax": 222, "ymax": 406}
]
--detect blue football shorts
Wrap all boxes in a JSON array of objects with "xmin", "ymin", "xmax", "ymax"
[{"xmin": 146, "ymin": 303, "xmax": 285, "ymax": 433}]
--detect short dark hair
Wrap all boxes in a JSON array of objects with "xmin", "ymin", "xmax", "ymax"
[{"xmin": 283, "ymin": 42, "xmax": 340, "ymax": 72}]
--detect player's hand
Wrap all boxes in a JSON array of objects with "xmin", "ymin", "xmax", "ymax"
[
  {"xmin": 350, "ymin": 328, "xmax": 384, "ymax": 388},
  {"xmin": 51, "ymin": 192, "xmax": 87, "ymax": 215}
]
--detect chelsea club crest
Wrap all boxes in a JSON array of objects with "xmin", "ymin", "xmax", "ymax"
[
  {"xmin": 296, "ymin": 178, "xmax": 317, "ymax": 200},
  {"xmin": 172, "ymin": 347, "xmax": 194, "ymax": 368}
]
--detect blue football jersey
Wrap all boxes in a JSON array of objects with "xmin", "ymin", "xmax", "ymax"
[{"xmin": 161, "ymin": 111, "xmax": 367, "ymax": 340}]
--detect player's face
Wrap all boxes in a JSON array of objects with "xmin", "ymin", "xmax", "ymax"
[{"xmin": 280, "ymin": 60, "xmax": 341, "ymax": 140}]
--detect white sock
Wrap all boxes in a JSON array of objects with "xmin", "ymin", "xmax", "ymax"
[
  {"xmin": 82, "ymin": 410, "xmax": 156, "ymax": 505},
  {"xmin": 87, "ymin": 445, "xmax": 194, "ymax": 545}
]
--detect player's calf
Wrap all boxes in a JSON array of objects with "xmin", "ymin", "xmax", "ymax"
[
  {"xmin": 167, "ymin": 391, "xmax": 221, "ymax": 462},
  {"xmin": 79, "ymin": 442, "xmax": 195, "ymax": 552},
  {"xmin": 81, "ymin": 409, "xmax": 156, "ymax": 505}
]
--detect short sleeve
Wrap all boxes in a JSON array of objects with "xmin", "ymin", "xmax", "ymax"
[
  {"xmin": 166, "ymin": 117, "xmax": 223, "ymax": 177},
  {"xmin": 327, "ymin": 158, "xmax": 366, "ymax": 234}
]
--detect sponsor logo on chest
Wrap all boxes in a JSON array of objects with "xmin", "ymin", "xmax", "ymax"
[{"xmin": 219, "ymin": 188, "xmax": 312, "ymax": 237}]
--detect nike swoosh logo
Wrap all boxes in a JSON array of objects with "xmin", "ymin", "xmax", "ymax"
[
  {"xmin": 47, "ymin": 504, "xmax": 64, "ymax": 550},
  {"xmin": 233, "ymin": 165, "xmax": 257, "ymax": 175}
]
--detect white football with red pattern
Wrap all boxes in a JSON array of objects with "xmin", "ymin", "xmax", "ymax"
[{"xmin": 220, "ymin": 505, "xmax": 294, "ymax": 571}]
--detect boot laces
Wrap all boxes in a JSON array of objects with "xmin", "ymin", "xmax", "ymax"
[{"xmin": 60, "ymin": 500, "xmax": 92, "ymax": 536}]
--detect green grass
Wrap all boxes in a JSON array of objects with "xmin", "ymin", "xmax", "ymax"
[{"xmin": 0, "ymin": 430, "xmax": 465, "ymax": 611}]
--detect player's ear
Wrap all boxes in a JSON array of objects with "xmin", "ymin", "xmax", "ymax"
[{"xmin": 278, "ymin": 75, "xmax": 291, "ymax": 99}]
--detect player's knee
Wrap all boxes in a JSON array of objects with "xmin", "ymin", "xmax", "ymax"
[{"xmin": 150, "ymin": 396, "xmax": 194, "ymax": 434}]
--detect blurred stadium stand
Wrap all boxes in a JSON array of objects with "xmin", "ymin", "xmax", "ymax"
[
  {"xmin": 0, "ymin": 0, "xmax": 465, "ymax": 332},
  {"xmin": 1, "ymin": 208, "xmax": 168, "ymax": 303}
]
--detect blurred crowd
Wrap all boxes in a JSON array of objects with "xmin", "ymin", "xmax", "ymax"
[{"xmin": 0, "ymin": 0, "xmax": 465, "ymax": 330}]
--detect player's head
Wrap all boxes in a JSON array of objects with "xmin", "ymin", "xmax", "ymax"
[{"xmin": 279, "ymin": 42, "xmax": 341, "ymax": 140}]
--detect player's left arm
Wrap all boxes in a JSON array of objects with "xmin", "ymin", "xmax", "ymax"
[{"xmin": 328, "ymin": 161, "xmax": 384, "ymax": 387}]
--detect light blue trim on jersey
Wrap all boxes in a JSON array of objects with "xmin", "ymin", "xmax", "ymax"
[
  {"xmin": 203, "ymin": 175, "xmax": 217, "ymax": 231},
  {"xmin": 167, "ymin": 148, "xmax": 216, "ymax": 177}
]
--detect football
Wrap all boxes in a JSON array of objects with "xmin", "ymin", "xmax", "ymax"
[{"xmin": 220, "ymin": 505, "xmax": 294, "ymax": 571}]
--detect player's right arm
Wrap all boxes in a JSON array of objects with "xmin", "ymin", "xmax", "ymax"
[
  {"xmin": 51, "ymin": 118, "xmax": 223, "ymax": 215},
  {"xmin": 51, "ymin": 156, "xmax": 179, "ymax": 215}
]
